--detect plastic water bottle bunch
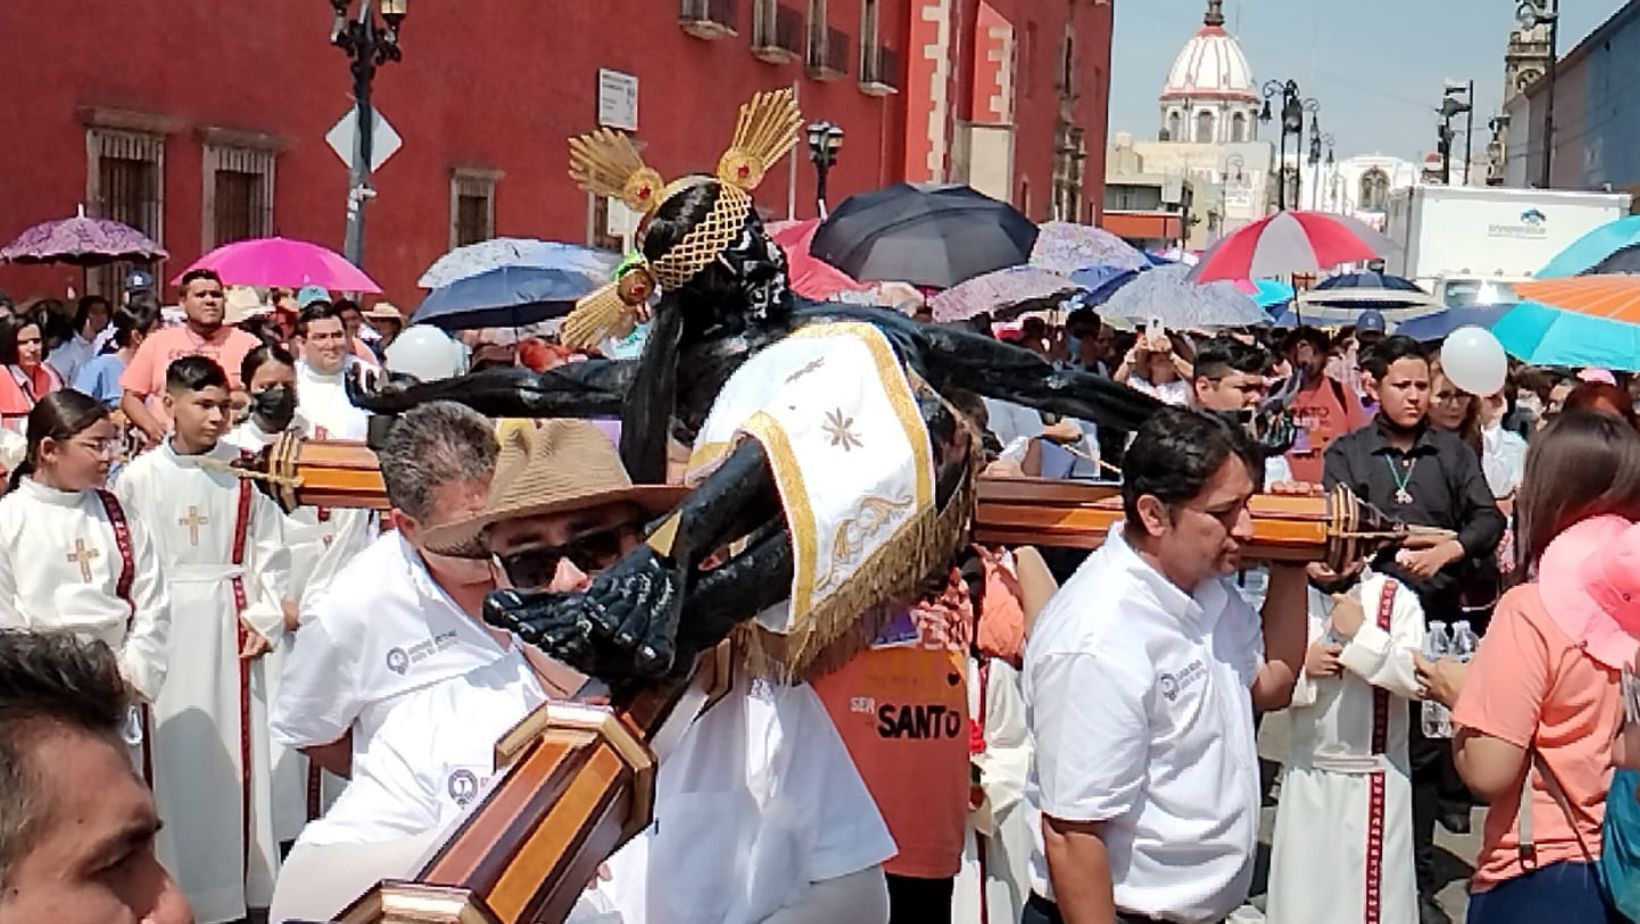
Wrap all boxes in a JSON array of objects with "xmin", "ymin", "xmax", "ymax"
[{"xmin": 1421, "ymin": 621, "xmax": 1479, "ymax": 738}]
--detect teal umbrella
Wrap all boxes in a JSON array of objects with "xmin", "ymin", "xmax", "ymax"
[
  {"xmin": 1535, "ymin": 216, "xmax": 1640, "ymax": 279},
  {"xmin": 1491, "ymin": 300, "xmax": 1640, "ymax": 371}
]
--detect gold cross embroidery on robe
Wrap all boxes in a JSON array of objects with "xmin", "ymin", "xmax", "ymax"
[
  {"xmin": 180, "ymin": 506, "xmax": 210, "ymax": 546},
  {"xmin": 66, "ymin": 539, "xmax": 100, "ymax": 582}
]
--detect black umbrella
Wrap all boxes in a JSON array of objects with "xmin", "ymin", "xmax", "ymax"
[{"xmin": 810, "ymin": 183, "xmax": 1038, "ymax": 290}]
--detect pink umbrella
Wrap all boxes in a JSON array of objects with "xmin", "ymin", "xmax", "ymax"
[
  {"xmin": 173, "ymin": 236, "xmax": 381, "ymax": 293},
  {"xmin": 767, "ymin": 219, "xmax": 869, "ymax": 301}
]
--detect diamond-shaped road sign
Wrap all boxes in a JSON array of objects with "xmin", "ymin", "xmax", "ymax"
[{"xmin": 326, "ymin": 108, "xmax": 402, "ymax": 174}]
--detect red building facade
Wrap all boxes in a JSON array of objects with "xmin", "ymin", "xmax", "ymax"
[{"xmin": 0, "ymin": 1, "xmax": 1111, "ymax": 305}]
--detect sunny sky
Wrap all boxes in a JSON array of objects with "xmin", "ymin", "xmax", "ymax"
[{"xmin": 1109, "ymin": 0, "xmax": 1621, "ymax": 163}]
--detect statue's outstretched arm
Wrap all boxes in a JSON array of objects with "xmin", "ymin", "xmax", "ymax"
[
  {"xmin": 908, "ymin": 322, "xmax": 1161, "ymax": 432},
  {"xmin": 348, "ymin": 361, "xmax": 637, "ymax": 420}
]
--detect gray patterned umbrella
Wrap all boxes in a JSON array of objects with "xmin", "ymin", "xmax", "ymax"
[
  {"xmin": 0, "ymin": 205, "xmax": 166, "ymax": 267},
  {"xmin": 1088, "ymin": 263, "xmax": 1266, "ymax": 329}
]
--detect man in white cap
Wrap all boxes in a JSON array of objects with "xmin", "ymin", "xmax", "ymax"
[{"xmin": 270, "ymin": 419, "xmax": 895, "ymax": 924}]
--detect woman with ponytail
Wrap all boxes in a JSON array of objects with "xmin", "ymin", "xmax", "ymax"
[{"xmin": 0, "ymin": 390, "xmax": 171, "ymax": 714}]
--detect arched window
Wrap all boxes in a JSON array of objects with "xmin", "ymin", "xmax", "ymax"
[
  {"xmin": 1231, "ymin": 112, "xmax": 1248, "ymax": 143},
  {"xmin": 1167, "ymin": 111, "xmax": 1181, "ymax": 141},
  {"xmin": 1359, "ymin": 168, "xmax": 1391, "ymax": 211},
  {"xmin": 1195, "ymin": 109, "xmax": 1215, "ymax": 143}
]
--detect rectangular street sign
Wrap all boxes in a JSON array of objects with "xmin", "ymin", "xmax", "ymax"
[{"xmin": 326, "ymin": 108, "xmax": 402, "ymax": 173}]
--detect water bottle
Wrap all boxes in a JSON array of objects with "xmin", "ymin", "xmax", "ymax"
[
  {"xmin": 1446, "ymin": 621, "xmax": 1480, "ymax": 736},
  {"xmin": 1422, "ymin": 621, "xmax": 1453, "ymax": 738}
]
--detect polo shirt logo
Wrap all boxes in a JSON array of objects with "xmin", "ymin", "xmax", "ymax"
[
  {"xmin": 1159, "ymin": 659, "xmax": 1207, "ymax": 702},
  {"xmin": 384, "ymin": 630, "xmax": 462, "ymax": 676},
  {"xmin": 447, "ymin": 769, "xmax": 479, "ymax": 807}
]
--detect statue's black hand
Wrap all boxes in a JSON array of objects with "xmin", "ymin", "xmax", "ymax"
[
  {"xmin": 346, "ymin": 364, "xmax": 430, "ymax": 415},
  {"xmin": 481, "ymin": 548, "xmax": 686, "ymax": 681},
  {"xmin": 482, "ymin": 588, "xmax": 599, "ymax": 668},
  {"xmin": 582, "ymin": 546, "xmax": 685, "ymax": 678}
]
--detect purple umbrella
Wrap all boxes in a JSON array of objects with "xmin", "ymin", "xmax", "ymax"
[{"xmin": 0, "ymin": 205, "xmax": 167, "ymax": 267}]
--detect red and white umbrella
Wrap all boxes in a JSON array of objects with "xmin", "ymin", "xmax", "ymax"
[{"xmin": 1189, "ymin": 210, "xmax": 1399, "ymax": 284}]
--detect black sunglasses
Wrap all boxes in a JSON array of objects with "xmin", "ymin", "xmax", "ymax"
[{"xmin": 494, "ymin": 521, "xmax": 644, "ymax": 589}]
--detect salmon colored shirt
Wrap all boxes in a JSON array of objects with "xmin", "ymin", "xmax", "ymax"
[
  {"xmin": 1286, "ymin": 377, "xmax": 1370, "ymax": 484},
  {"xmin": 119, "ymin": 323, "xmax": 262, "ymax": 396},
  {"xmin": 813, "ymin": 572, "xmax": 974, "ymax": 879},
  {"xmin": 1452, "ymin": 583, "xmax": 1621, "ymax": 890}
]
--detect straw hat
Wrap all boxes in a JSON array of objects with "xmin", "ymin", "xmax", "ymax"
[
  {"xmin": 224, "ymin": 285, "xmax": 265, "ymax": 324},
  {"xmin": 422, "ymin": 419, "xmax": 688, "ymax": 558},
  {"xmin": 364, "ymin": 301, "xmax": 403, "ymax": 322}
]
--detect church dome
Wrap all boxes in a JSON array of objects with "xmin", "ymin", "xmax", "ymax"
[{"xmin": 1161, "ymin": 1, "xmax": 1257, "ymax": 103}]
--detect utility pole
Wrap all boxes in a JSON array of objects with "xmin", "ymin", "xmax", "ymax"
[{"xmin": 331, "ymin": 0, "xmax": 405, "ymax": 269}]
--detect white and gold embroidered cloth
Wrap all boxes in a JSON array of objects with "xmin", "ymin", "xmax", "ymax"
[{"xmin": 685, "ymin": 322, "xmax": 936, "ymax": 673}]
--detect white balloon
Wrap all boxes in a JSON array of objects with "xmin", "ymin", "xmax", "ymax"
[
  {"xmin": 1440, "ymin": 325, "xmax": 1508, "ymax": 397},
  {"xmin": 384, "ymin": 325, "xmax": 467, "ymax": 382}
]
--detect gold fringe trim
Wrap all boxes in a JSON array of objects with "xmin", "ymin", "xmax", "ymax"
[{"xmin": 732, "ymin": 448, "xmax": 980, "ymax": 683}]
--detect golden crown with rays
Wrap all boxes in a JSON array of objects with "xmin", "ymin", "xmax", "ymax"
[{"xmin": 562, "ymin": 88, "xmax": 803, "ymax": 351}]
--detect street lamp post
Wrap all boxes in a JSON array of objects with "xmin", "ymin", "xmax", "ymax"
[
  {"xmin": 1308, "ymin": 130, "xmax": 1334, "ymax": 212},
  {"xmin": 330, "ymin": 0, "xmax": 406, "ymax": 269},
  {"xmin": 805, "ymin": 121, "xmax": 845, "ymax": 218},
  {"xmin": 1259, "ymin": 79, "xmax": 1313, "ymax": 211},
  {"xmin": 1438, "ymin": 82, "xmax": 1474, "ymax": 186},
  {"xmin": 1517, "ymin": 0, "xmax": 1559, "ymax": 187}
]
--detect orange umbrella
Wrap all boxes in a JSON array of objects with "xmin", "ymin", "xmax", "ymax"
[{"xmin": 1514, "ymin": 275, "xmax": 1640, "ymax": 322}]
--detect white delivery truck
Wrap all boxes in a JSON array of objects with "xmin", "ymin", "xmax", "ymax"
[{"xmin": 1383, "ymin": 186, "xmax": 1632, "ymax": 307}]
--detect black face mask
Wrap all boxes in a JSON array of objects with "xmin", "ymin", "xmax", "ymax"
[{"xmin": 251, "ymin": 386, "xmax": 296, "ymax": 431}]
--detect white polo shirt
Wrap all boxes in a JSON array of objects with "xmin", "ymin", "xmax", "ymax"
[
  {"xmin": 271, "ymin": 531, "xmax": 507, "ymax": 755},
  {"xmin": 297, "ymin": 651, "xmax": 896, "ymax": 924},
  {"xmin": 1024, "ymin": 524, "xmax": 1263, "ymax": 924}
]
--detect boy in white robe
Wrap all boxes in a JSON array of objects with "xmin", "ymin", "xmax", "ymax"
[
  {"xmin": 117, "ymin": 357, "xmax": 292, "ymax": 924},
  {"xmin": 1266, "ymin": 569, "xmax": 1426, "ymax": 924},
  {"xmin": 0, "ymin": 391, "xmax": 171, "ymax": 777}
]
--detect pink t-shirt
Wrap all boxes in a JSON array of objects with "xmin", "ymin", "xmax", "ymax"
[
  {"xmin": 1452, "ymin": 583, "xmax": 1621, "ymax": 890},
  {"xmin": 119, "ymin": 324, "xmax": 262, "ymax": 396}
]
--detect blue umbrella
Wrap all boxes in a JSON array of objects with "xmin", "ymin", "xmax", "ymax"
[
  {"xmin": 410, "ymin": 265, "xmax": 603, "ymax": 331},
  {"xmin": 1491, "ymin": 300, "xmax": 1640, "ymax": 371},
  {"xmin": 1316, "ymin": 271, "xmax": 1424, "ymax": 292},
  {"xmin": 1068, "ymin": 263, "xmax": 1128, "ymax": 291},
  {"xmin": 1536, "ymin": 216, "xmax": 1640, "ymax": 279},
  {"xmin": 1393, "ymin": 305, "xmax": 1515, "ymax": 342}
]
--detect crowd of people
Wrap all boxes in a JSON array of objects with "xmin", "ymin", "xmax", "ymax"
[{"xmin": 2, "ymin": 260, "xmax": 1640, "ymax": 924}]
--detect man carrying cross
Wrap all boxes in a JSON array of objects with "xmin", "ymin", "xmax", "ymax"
[{"xmin": 116, "ymin": 356, "xmax": 293, "ymax": 924}]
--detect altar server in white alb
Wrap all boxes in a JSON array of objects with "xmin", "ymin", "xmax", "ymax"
[
  {"xmin": 0, "ymin": 389, "xmax": 171, "ymax": 736},
  {"xmin": 117, "ymin": 357, "xmax": 293, "ymax": 924},
  {"xmin": 1266, "ymin": 569, "xmax": 1426, "ymax": 924}
]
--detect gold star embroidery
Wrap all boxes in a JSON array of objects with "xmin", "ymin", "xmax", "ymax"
[{"xmin": 823, "ymin": 408, "xmax": 863, "ymax": 451}]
